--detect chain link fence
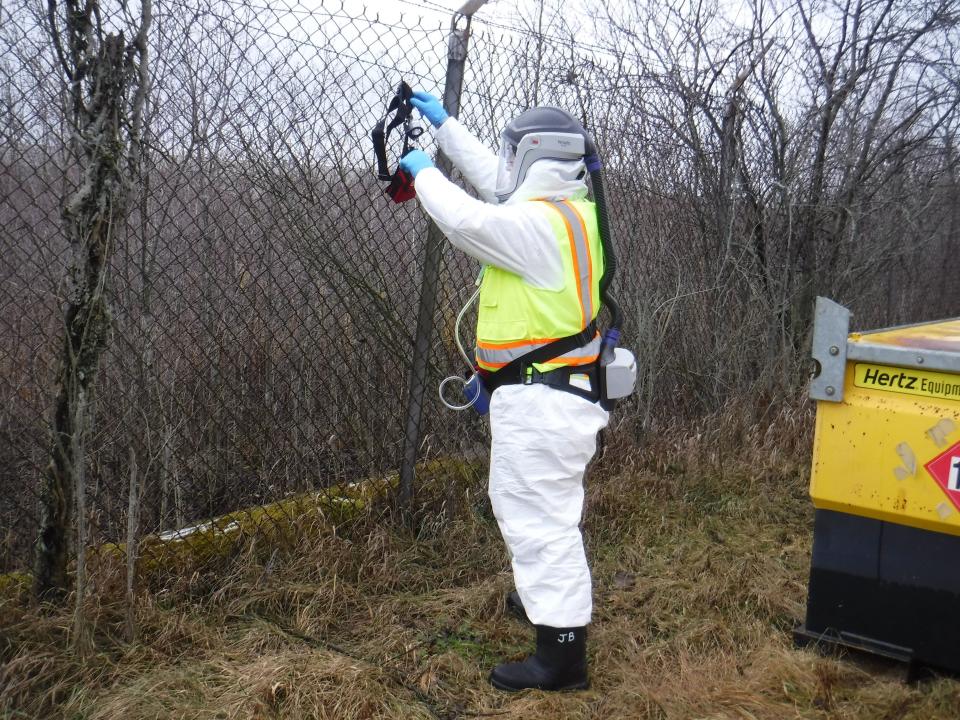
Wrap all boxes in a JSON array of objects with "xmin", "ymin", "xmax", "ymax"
[
  {"xmin": 2, "ymin": 0, "xmax": 456, "ymax": 577},
  {"xmin": 2, "ymin": 0, "xmax": 959, "ymax": 582}
]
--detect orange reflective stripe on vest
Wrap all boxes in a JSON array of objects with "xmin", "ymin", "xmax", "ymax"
[
  {"xmin": 544, "ymin": 200, "xmax": 594, "ymax": 329},
  {"xmin": 474, "ymin": 199, "xmax": 603, "ymax": 372}
]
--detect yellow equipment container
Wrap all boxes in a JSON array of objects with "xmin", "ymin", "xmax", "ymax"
[{"xmin": 797, "ymin": 298, "xmax": 960, "ymax": 675}]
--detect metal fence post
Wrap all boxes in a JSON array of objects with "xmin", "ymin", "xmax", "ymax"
[{"xmin": 399, "ymin": 6, "xmax": 483, "ymax": 506}]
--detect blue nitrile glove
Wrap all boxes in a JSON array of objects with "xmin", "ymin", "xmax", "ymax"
[
  {"xmin": 411, "ymin": 91, "xmax": 449, "ymax": 128},
  {"xmin": 399, "ymin": 149, "xmax": 434, "ymax": 179}
]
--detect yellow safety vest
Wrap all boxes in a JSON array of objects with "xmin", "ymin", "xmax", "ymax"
[{"xmin": 475, "ymin": 199, "xmax": 604, "ymax": 373}]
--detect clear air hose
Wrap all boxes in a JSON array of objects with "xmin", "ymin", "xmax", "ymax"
[{"xmin": 438, "ymin": 287, "xmax": 482, "ymax": 410}]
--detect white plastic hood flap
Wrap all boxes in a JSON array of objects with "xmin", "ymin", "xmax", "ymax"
[{"xmin": 503, "ymin": 158, "xmax": 588, "ymax": 205}]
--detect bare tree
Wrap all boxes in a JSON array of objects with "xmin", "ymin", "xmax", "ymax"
[{"xmin": 33, "ymin": 0, "xmax": 151, "ymax": 601}]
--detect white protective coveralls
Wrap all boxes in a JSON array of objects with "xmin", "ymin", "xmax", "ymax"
[{"xmin": 414, "ymin": 118, "xmax": 610, "ymax": 628}]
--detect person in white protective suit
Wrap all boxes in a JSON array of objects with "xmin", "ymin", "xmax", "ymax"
[{"xmin": 398, "ymin": 91, "xmax": 610, "ymax": 692}]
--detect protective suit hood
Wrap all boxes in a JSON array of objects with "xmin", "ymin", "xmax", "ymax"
[{"xmin": 502, "ymin": 158, "xmax": 587, "ymax": 205}]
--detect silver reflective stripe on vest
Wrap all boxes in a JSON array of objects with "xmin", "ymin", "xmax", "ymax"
[
  {"xmin": 476, "ymin": 335, "xmax": 601, "ymax": 368},
  {"xmin": 546, "ymin": 201, "xmax": 593, "ymax": 325}
]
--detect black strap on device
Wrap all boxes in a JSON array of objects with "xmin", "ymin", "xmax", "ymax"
[
  {"xmin": 483, "ymin": 321, "xmax": 598, "ymax": 400},
  {"xmin": 370, "ymin": 80, "xmax": 424, "ymax": 203}
]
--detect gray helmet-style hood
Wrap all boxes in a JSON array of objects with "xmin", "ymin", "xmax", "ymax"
[{"xmin": 495, "ymin": 107, "xmax": 590, "ymax": 203}]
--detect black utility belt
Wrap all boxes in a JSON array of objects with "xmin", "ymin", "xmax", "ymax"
[
  {"xmin": 480, "ymin": 321, "xmax": 600, "ymax": 403},
  {"xmin": 487, "ymin": 362, "xmax": 600, "ymax": 404}
]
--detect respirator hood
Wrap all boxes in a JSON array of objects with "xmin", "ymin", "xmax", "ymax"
[{"xmin": 495, "ymin": 106, "xmax": 594, "ymax": 203}]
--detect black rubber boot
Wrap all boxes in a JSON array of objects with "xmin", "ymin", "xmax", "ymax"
[
  {"xmin": 490, "ymin": 624, "xmax": 588, "ymax": 692},
  {"xmin": 506, "ymin": 590, "xmax": 532, "ymax": 625}
]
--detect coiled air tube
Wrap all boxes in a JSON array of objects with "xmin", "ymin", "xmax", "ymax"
[{"xmin": 438, "ymin": 287, "xmax": 482, "ymax": 411}]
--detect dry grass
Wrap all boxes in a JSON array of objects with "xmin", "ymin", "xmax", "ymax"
[{"xmin": 3, "ymin": 409, "xmax": 960, "ymax": 719}]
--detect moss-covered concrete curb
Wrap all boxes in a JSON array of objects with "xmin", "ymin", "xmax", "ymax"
[
  {"xmin": 0, "ymin": 571, "xmax": 31, "ymax": 599},
  {"xmin": 1, "ymin": 474, "xmax": 397, "ymax": 598},
  {"xmin": 1, "ymin": 458, "xmax": 485, "ymax": 599}
]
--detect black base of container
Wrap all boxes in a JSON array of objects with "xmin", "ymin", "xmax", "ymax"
[{"xmin": 796, "ymin": 509, "xmax": 960, "ymax": 676}]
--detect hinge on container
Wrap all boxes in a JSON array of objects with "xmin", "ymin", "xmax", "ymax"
[{"xmin": 810, "ymin": 297, "xmax": 850, "ymax": 402}]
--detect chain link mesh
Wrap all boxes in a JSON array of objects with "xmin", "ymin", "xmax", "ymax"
[
  {"xmin": 2, "ymin": 0, "xmax": 958, "ymax": 578},
  {"xmin": 1, "ymin": 0, "xmax": 456, "ymax": 574}
]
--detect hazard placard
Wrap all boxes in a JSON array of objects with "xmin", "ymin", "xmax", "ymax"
[{"xmin": 924, "ymin": 441, "xmax": 960, "ymax": 514}]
